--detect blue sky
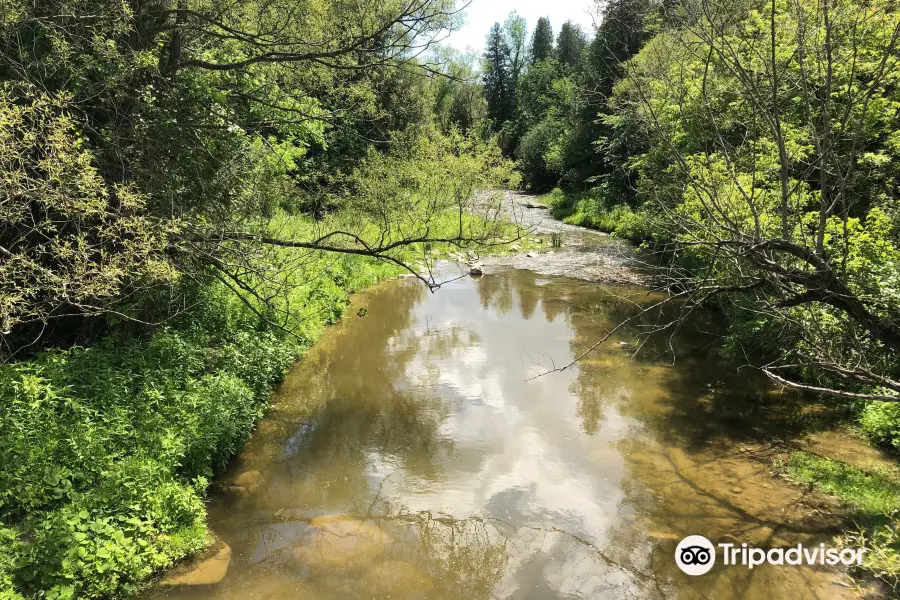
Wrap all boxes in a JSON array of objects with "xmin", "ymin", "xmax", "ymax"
[{"xmin": 443, "ymin": 0, "xmax": 598, "ymax": 53}]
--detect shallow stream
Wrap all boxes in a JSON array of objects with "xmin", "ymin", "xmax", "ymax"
[{"xmin": 153, "ymin": 210, "xmax": 857, "ymax": 600}]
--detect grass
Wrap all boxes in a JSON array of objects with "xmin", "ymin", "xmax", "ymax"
[
  {"xmin": 539, "ymin": 187, "xmax": 655, "ymax": 243},
  {"xmin": 782, "ymin": 451, "xmax": 900, "ymax": 586}
]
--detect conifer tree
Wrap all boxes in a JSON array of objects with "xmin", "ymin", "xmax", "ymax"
[
  {"xmin": 530, "ymin": 17, "xmax": 554, "ymax": 64},
  {"xmin": 556, "ymin": 21, "xmax": 587, "ymax": 71},
  {"xmin": 482, "ymin": 22, "xmax": 514, "ymax": 129}
]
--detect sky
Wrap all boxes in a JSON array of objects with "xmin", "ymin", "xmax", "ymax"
[{"xmin": 443, "ymin": 0, "xmax": 599, "ymax": 54}]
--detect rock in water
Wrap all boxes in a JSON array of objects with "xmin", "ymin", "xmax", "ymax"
[
  {"xmin": 223, "ymin": 485, "xmax": 250, "ymax": 500},
  {"xmin": 469, "ymin": 265, "xmax": 484, "ymax": 276},
  {"xmin": 292, "ymin": 515, "xmax": 391, "ymax": 572},
  {"xmin": 232, "ymin": 470, "xmax": 263, "ymax": 493},
  {"xmin": 161, "ymin": 543, "xmax": 232, "ymax": 586},
  {"xmin": 647, "ymin": 531, "xmax": 681, "ymax": 542}
]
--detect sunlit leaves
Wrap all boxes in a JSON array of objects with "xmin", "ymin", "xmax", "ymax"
[{"xmin": 0, "ymin": 88, "xmax": 178, "ymax": 334}]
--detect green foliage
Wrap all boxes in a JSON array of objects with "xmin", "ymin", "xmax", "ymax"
[
  {"xmin": 0, "ymin": 227, "xmax": 412, "ymax": 598},
  {"xmin": 483, "ymin": 23, "xmax": 514, "ymax": 130},
  {"xmin": 0, "ymin": 86, "xmax": 178, "ymax": 334},
  {"xmin": 0, "ymin": 297, "xmax": 294, "ymax": 597},
  {"xmin": 555, "ymin": 21, "xmax": 587, "ymax": 72},
  {"xmin": 783, "ymin": 452, "xmax": 900, "ymax": 583},
  {"xmin": 516, "ymin": 120, "xmax": 567, "ymax": 190},
  {"xmin": 0, "ymin": 0, "xmax": 477, "ymax": 354},
  {"xmin": 860, "ymin": 403, "xmax": 900, "ymax": 452},
  {"xmin": 541, "ymin": 188, "xmax": 656, "ymax": 242},
  {"xmin": 504, "ymin": 12, "xmax": 528, "ymax": 90},
  {"xmin": 786, "ymin": 452, "xmax": 900, "ymax": 515},
  {"xmin": 490, "ymin": 2, "xmax": 658, "ymax": 192},
  {"xmin": 432, "ymin": 49, "xmax": 488, "ymax": 135},
  {"xmin": 530, "ymin": 17, "xmax": 554, "ymax": 64}
]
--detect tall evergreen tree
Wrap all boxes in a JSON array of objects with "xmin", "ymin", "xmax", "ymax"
[
  {"xmin": 586, "ymin": 0, "xmax": 656, "ymax": 99},
  {"xmin": 482, "ymin": 22, "xmax": 514, "ymax": 129},
  {"xmin": 556, "ymin": 21, "xmax": 588, "ymax": 71},
  {"xmin": 530, "ymin": 17, "xmax": 554, "ymax": 64},
  {"xmin": 503, "ymin": 12, "xmax": 528, "ymax": 94},
  {"xmin": 571, "ymin": 0, "xmax": 657, "ymax": 193}
]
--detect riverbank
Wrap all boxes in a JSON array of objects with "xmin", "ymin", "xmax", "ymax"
[
  {"xmin": 0, "ymin": 196, "xmax": 530, "ymax": 600},
  {"xmin": 0, "ymin": 250, "xmax": 404, "ymax": 600},
  {"xmin": 536, "ymin": 188, "xmax": 900, "ymax": 595}
]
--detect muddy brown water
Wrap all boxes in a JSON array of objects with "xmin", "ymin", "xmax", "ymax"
[{"xmin": 151, "ymin": 239, "xmax": 860, "ymax": 599}]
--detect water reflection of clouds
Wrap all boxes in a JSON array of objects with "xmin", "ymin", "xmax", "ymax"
[
  {"xmin": 164, "ymin": 270, "xmax": 855, "ymax": 600},
  {"xmin": 364, "ymin": 277, "xmax": 634, "ymax": 598}
]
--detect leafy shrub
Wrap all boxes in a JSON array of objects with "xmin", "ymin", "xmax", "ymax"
[
  {"xmin": 860, "ymin": 402, "xmax": 900, "ymax": 451},
  {"xmin": 0, "ymin": 324, "xmax": 278, "ymax": 598},
  {"xmin": 516, "ymin": 121, "xmax": 564, "ymax": 191}
]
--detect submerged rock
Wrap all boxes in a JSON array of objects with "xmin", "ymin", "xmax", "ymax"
[
  {"xmin": 647, "ymin": 530, "xmax": 681, "ymax": 542},
  {"xmin": 292, "ymin": 515, "xmax": 391, "ymax": 572},
  {"xmin": 223, "ymin": 485, "xmax": 250, "ymax": 500},
  {"xmin": 233, "ymin": 470, "xmax": 263, "ymax": 492},
  {"xmin": 161, "ymin": 543, "xmax": 231, "ymax": 586}
]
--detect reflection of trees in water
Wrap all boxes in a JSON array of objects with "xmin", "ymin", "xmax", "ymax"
[
  {"xmin": 563, "ymin": 290, "xmax": 724, "ymax": 436},
  {"xmin": 405, "ymin": 510, "xmax": 508, "ymax": 598},
  {"xmin": 473, "ymin": 270, "xmax": 723, "ymax": 436},
  {"xmin": 237, "ymin": 509, "xmax": 510, "ymax": 600},
  {"xmin": 235, "ymin": 502, "xmax": 661, "ymax": 600},
  {"xmin": 212, "ymin": 280, "xmax": 456, "ymax": 521},
  {"xmin": 516, "ymin": 273, "xmax": 540, "ymax": 320},
  {"xmin": 475, "ymin": 270, "xmax": 516, "ymax": 315}
]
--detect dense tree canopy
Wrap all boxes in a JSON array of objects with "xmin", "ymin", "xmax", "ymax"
[{"xmin": 0, "ymin": 0, "xmax": 516, "ymax": 357}]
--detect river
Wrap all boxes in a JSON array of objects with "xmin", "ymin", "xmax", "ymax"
[{"xmin": 151, "ymin": 198, "xmax": 858, "ymax": 600}]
